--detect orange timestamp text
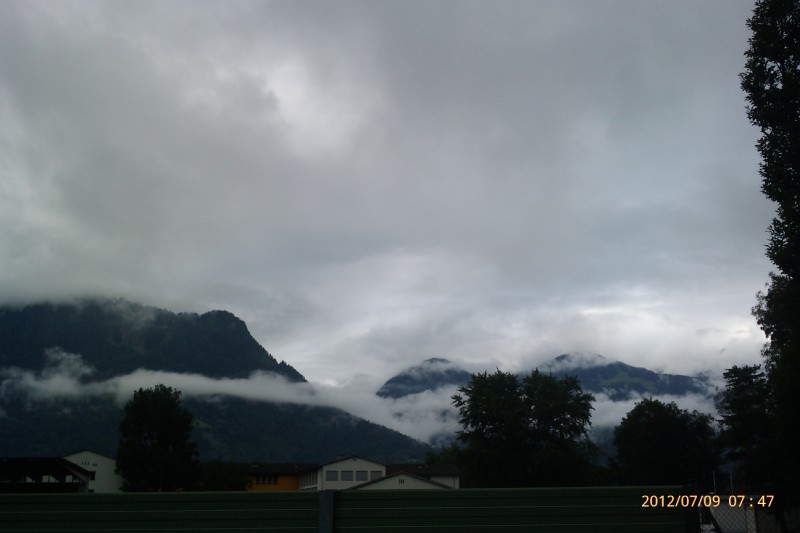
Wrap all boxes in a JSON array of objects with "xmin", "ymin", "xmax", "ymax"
[{"xmin": 642, "ymin": 494, "xmax": 774, "ymax": 508}]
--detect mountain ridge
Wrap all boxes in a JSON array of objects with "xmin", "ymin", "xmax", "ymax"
[
  {"xmin": 376, "ymin": 357, "xmax": 472, "ymax": 399},
  {"xmin": 0, "ymin": 298, "xmax": 429, "ymax": 462},
  {"xmin": 0, "ymin": 298, "xmax": 305, "ymax": 381},
  {"xmin": 538, "ymin": 353, "xmax": 713, "ymax": 401},
  {"xmin": 377, "ymin": 352, "xmax": 715, "ymax": 401}
]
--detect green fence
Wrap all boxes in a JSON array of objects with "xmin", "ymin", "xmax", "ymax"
[
  {"xmin": 0, "ymin": 486, "xmax": 691, "ymax": 532},
  {"xmin": 335, "ymin": 487, "xmax": 689, "ymax": 532},
  {"xmin": 0, "ymin": 492, "xmax": 318, "ymax": 532}
]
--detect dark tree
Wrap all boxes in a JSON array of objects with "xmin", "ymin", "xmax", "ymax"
[
  {"xmin": 737, "ymin": 0, "xmax": 800, "ymax": 509},
  {"xmin": 716, "ymin": 366, "xmax": 778, "ymax": 486},
  {"xmin": 742, "ymin": 0, "xmax": 800, "ymax": 280},
  {"xmin": 715, "ymin": 366, "xmax": 794, "ymax": 530},
  {"xmin": 451, "ymin": 369, "xmax": 596, "ymax": 487},
  {"xmin": 612, "ymin": 399, "xmax": 719, "ymax": 489},
  {"xmin": 116, "ymin": 384, "xmax": 200, "ymax": 491}
]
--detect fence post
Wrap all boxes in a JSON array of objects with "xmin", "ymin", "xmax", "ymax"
[
  {"xmin": 319, "ymin": 490, "xmax": 334, "ymax": 533},
  {"xmin": 683, "ymin": 505, "xmax": 700, "ymax": 533}
]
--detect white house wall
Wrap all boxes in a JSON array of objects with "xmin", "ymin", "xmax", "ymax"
[
  {"xmin": 63, "ymin": 450, "xmax": 123, "ymax": 493},
  {"xmin": 355, "ymin": 474, "xmax": 448, "ymax": 490},
  {"xmin": 319, "ymin": 457, "xmax": 385, "ymax": 490}
]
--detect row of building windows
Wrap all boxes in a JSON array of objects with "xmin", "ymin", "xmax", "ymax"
[
  {"xmin": 255, "ymin": 475, "xmax": 278, "ymax": 485},
  {"xmin": 324, "ymin": 470, "xmax": 382, "ymax": 482}
]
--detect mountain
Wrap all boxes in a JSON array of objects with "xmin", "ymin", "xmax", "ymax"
[
  {"xmin": 0, "ymin": 299, "xmax": 303, "ymax": 381},
  {"xmin": 376, "ymin": 358, "xmax": 472, "ymax": 398},
  {"xmin": 372, "ymin": 354, "xmax": 716, "ymax": 451},
  {"xmin": 538, "ymin": 353, "xmax": 713, "ymax": 401},
  {"xmin": 0, "ymin": 299, "xmax": 429, "ymax": 462},
  {"xmin": 378, "ymin": 353, "xmax": 714, "ymax": 401}
]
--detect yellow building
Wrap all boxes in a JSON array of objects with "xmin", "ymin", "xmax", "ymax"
[{"xmin": 245, "ymin": 463, "xmax": 316, "ymax": 491}]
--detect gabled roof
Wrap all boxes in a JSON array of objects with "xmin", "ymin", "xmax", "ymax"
[
  {"xmin": 0, "ymin": 458, "xmax": 93, "ymax": 492},
  {"xmin": 244, "ymin": 463, "xmax": 318, "ymax": 475},
  {"xmin": 348, "ymin": 471, "xmax": 453, "ymax": 490},
  {"xmin": 0, "ymin": 457, "xmax": 92, "ymax": 477},
  {"xmin": 62, "ymin": 449, "xmax": 117, "ymax": 461},
  {"xmin": 319, "ymin": 455, "xmax": 385, "ymax": 468},
  {"xmin": 386, "ymin": 463, "xmax": 459, "ymax": 476}
]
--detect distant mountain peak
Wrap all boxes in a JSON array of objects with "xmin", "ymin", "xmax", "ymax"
[
  {"xmin": 540, "ymin": 353, "xmax": 713, "ymax": 401},
  {"xmin": 422, "ymin": 357, "xmax": 450, "ymax": 365},
  {"xmin": 377, "ymin": 352, "xmax": 715, "ymax": 402},
  {"xmin": 547, "ymin": 353, "xmax": 608, "ymax": 370},
  {"xmin": 376, "ymin": 358, "xmax": 471, "ymax": 399}
]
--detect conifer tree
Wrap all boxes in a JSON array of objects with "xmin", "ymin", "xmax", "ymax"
[{"xmin": 116, "ymin": 384, "xmax": 199, "ymax": 491}]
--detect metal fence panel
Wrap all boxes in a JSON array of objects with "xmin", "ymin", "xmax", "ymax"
[
  {"xmin": 334, "ymin": 486, "xmax": 686, "ymax": 533},
  {"xmin": 0, "ymin": 486, "xmax": 688, "ymax": 532},
  {"xmin": 0, "ymin": 491, "xmax": 319, "ymax": 532}
]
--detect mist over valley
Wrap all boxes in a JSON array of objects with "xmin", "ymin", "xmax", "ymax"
[{"xmin": 0, "ymin": 299, "xmax": 721, "ymax": 461}]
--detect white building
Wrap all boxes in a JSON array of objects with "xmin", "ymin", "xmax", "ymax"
[
  {"xmin": 386, "ymin": 463, "xmax": 460, "ymax": 489},
  {"xmin": 351, "ymin": 471, "xmax": 452, "ymax": 490},
  {"xmin": 63, "ymin": 449, "xmax": 123, "ymax": 493},
  {"xmin": 300, "ymin": 456, "xmax": 385, "ymax": 490},
  {"xmin": 297, "ymin": 455, "xmax": 459, "ymax": 491}
]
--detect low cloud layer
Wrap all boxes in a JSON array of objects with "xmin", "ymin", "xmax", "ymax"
[
  {"xmin": 0, "ymin": 349, "xmax": 719, "ymax": 444},
  {"xmin": 0, "ymin": 349, "xmax": 458, "ymax": 442}
]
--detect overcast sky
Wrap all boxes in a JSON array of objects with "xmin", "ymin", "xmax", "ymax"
[{"xmin": 1, "ymin": 0, "xmax": 773, "ymax": 387}]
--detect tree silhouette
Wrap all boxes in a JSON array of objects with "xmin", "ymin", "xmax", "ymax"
[
  {"xmin": 716, "ymin": 367, "xmax": 779, "ymax": 485},
  {"xmin": 729, "ymin": 0, "xmax": 800, "ymax": 518},
  {"xmin": 452, "ymin": 369, "xmax": 596, "ymax": 487},
  {"xmin": 613, "ymin": 398, "xmax": 718, "ymax": 488},
  {"xmin": 116, "ymin": 384, "xmax": 199, "ymax": 491}
]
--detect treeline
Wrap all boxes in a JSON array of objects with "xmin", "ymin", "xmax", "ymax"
[
  {"xmin": 424, "ymin": 364, "xmax": 791, "ymax": 502},
  {"xmin": 425, "ymin": 369, "xmax": 719, "ymax": 490}
]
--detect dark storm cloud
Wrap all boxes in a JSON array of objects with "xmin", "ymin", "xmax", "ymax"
[{"xmin": 0, "ymin": 1, "xmax": 771, "ymax": 384}]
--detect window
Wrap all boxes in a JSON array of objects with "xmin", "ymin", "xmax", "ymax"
[
  {"xmin": 399, "ymin": 478, "xmax": 405, "ymax": 484},
  {"xmin": 341, "ymin": 471, "xmax": 353, "ymax": 481},
  {"xmin": 326, "ymin": 470, "xmax": 338, "ymax": 482},
  {"xmin": 370, "ymin": 471, "xmax": 382, "ymax": 480},
  {"xmin": 355, "ymin": 471, "xmax": 367, "ymax": 481},
  {"xmin": 256, "ymin": 475, "xmax": 277, "ymax": 485}
]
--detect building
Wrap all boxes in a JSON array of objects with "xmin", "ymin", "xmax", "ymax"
[
  {"xmin": 0, "ymin": 457, "xmax": 92, "ymax": 493},
  {"xmin": 63, "ymin": 449, "xmax": 123, "ymax": 493},
  {"xmin": 350, "ymin": 471, "xmax": 453, "ymax": 490},
  {"xmin": 246, "ymin": 455, "xmax": 459, "ymax": 492},
  {"xmin": 245, "ymin": 463, "xmax": 316, "ymax": 491},
  {"xmin": 299, "ymin": 456, "xmax": 386, "ymax": 490},
  {"xmin": 386, "ymin": 463, "xmax": 460, "ymax": 489}
]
